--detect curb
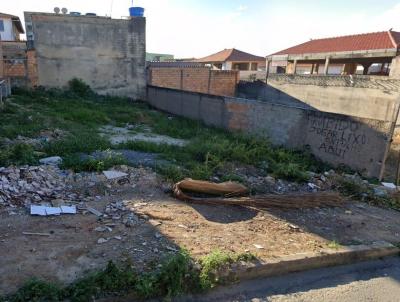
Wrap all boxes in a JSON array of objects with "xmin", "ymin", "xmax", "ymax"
[{"xmin": 224, "ymin": 241, "xmax": 400, "ymax": 281}]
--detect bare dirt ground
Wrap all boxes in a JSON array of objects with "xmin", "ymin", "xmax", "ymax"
[{"xmin": 1, "ymin": 168, "xmax": 400, "ymax": 295}]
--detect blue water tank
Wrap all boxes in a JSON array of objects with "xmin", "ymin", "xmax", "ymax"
[{"xmin": 129, "ymin": 7, "xmax": 144, "ymax": 17}]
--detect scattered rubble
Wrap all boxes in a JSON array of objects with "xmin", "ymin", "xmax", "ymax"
[
  {"xmin": 39, "ymin": 156, "xmax": 63, "ymax": 166},
  {"xmin": 0, "ymin": 165, "xmax": 84, "ymax": 208},
  {"xmin": 103, "ymin": 170, "xmax": 129, "ymax": 180}
]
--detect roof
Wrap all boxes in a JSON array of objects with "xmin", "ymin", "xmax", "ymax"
[
  {"xmin": 0, "ymin": 13, "xmax": 25, "ymax": 34},
  {"xmin": 271, "ymin": 31, "xmax": 400, "ymax": 56},
  {"xmin": 147, "ymin": 61, "xmax": 207, "ymax": 68},
  {"xmin": 197, "ymin": 48, "xmax": 265, "ymax": 63}
]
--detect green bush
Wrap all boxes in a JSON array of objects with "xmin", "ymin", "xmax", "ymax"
[
  {"xmin": 5, "ymin": 278, "xmax": 63, "ymax": 302},
  {"xmin": 68, "ymin": 78, "xmax": 94, "ymax": 98},
  {"xmin": 0, "ymin": 143, "xmax": 37, "ymax": 167}
]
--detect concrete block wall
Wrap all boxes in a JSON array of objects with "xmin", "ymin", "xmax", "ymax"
[
  {"xmin": 148, "ymin": 67, "xmax": 238, "ymax": 96},
  {"xmin": 25, "ymin": 12, "xmax": 146, "ymax": 99},
  {"xmin": 147, "ymin": 85, "xmax": 395, "ymax": 179},
  {"xmin": 264, "ymin": 75, "xmax": 400, "ymax": 122}
]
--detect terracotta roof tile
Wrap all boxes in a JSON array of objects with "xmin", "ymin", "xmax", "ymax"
[
  {"xmin": 272, "ymin": 31, "xmax": 400, "ymax": 56},
  {"xmin": 197, "ymin": 48, "xmax": 265, "ymax": 62}
]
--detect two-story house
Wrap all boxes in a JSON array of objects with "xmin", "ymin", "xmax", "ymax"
[{"xmin": 0, "ymin": 13, "xmax": 24, "ymax": 41}]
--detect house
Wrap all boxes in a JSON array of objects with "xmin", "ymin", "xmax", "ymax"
[
  {"xmin": 197, "ymin": 48, "xmax": 266, "ymax": 71},
  {"xmin": 0, "ymin": 13, "xmax": 24, "ymax": 41},
  {"xmin": 266, "ymin": 31, "xmax": 400, "ymax": 78},
  {"xmin": 0, "ymin": 13, "xmax": 26, "ymax": 85}
]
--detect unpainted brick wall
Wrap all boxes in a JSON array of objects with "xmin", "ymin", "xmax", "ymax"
[
  {"xmin": 27, "ymin": 50, "xmax": 39, "ymax": 87},
  {"xmin": 4, "ymin": 62, "xmax": 26, "ymax": 77},
  {"xmin": 149, "ymin": 67, "xmax": 238, "ymax": 96}
]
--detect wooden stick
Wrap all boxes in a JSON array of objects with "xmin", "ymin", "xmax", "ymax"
[{"xmin": 22, "ymin": 232, "xmax": 51, "ymax": 236}]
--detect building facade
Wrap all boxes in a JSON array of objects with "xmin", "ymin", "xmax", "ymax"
[
  {"xmin": 267, "ymin": 31, "xmax": 400, "ymax": 78},
  {"xmin": 24, "ymin": 12, "xmax": 146, "ymax": 99}
]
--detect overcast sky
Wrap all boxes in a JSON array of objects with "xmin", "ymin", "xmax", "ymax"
[{"xmin": 3, "ymin": 0, "xmax": 400, "ymax": 58}]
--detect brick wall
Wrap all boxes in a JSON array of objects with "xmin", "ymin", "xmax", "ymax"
[
  {"xmin": 0, "ymin": 42, "xmax": 39, "ymax": 87},
  {"xmin": 27, "ymin": 50, "xmax": 39, "ymax": 87},
  {"xmin": 4, "ymin": 62, "xmax": 26, "ymax": 77},
  {"xmin": 148, "ymin": 86, "xmax": 395, "ymax": 179},
  {"xmin": 148, "ymin": 67, "xmax": 238, "ymax": 96}
]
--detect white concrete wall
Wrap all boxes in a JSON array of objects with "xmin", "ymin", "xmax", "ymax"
[{"xmin": 0, "ymin": 18, "xmax": 15, "ymax": 41}]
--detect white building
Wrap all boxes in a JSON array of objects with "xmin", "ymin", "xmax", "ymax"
[{"xmin": 0, "ymin": 13, "xmax": 24, "ymax": 41}]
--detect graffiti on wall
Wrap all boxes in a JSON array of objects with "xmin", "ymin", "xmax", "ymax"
[{"xmin": 307, "ymin": 113, "xmax": 369, "ymax": 159}]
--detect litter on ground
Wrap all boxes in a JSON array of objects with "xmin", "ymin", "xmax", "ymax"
[{"xmin": 173, "ymin": 179, "xmax": 344, "ymax": 209}]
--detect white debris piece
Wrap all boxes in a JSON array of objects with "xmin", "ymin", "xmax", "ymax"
[
  {"xmin": 253, "ymin": 244, "xmax": 264, "ymax": 249},
  {"xmin": 381, "ymin": 182, "xmax": 397, "ymax": 190},
  {"xmin": 103, "ymin": 170, "xmax": 129, "ymax": 180},
  {"xmin": 45, "ymin": 207, "xmax": 62, "ymax": 215},
  {"xmin": 31, "ymin": 205, "xmax": 76, "ymax": 216},
  {"xmin": 30, "ymin": 205, "xmax": 47, "ymax": 216},
  {"xmin": 61, "ymin": 205, "xmax": 77, "ymax": 214},
  {"xmin": 39, "ymin": 156, "xmax": 63, "ymax": 166}
]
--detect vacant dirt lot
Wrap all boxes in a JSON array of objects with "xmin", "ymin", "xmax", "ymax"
[{"xmin": 1, "ymin": 167, "xmax": 400, "ymax": 295}]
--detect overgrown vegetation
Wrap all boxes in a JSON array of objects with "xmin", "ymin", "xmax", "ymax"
[
  {"xmin": 199, "ymin": 250, "xmax": 256, "ymax": 289},
  {"xmin": 0, "ymin": 143, "xmax": 38, "ymax": 167},
  {"xmin": 0, "ymin": 80, "xmax": 323, "ymax": 183},
  {"xmin": 1, "ymin": 250, "xmax": 256, "ymax": 301},
  {"xmin": 334, "ymin": 175, "xmax": 400, "ymax": 210}
]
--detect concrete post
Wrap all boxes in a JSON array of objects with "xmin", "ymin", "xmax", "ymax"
[
  {"xmin": 323, "ymin": 57, "xmax": 330, "ymax": 75},
  {"xmin": 0, "ymin": 44, "xmax": 3, "ymax": 79},
  {"xmin": 293, "ymin": 60, "xmax": 298, "ymax": 74},
  {"xmin": 315, "ymin": 63, "xmax": 320, "ymax": 74},
  {"xmin": 180, "ymin": 69, "xmax": 183, "ymax": 90},
  {"xmin": 362, "ymin": 63, "xmax": 372, "ymax": 75},
  {"xmin": 390, "ymin": 56, "xmax": 400, "ymax": 79},
  {"xmin": 265, "ymin": 59, "xmax": 271, "ymax": 83}
]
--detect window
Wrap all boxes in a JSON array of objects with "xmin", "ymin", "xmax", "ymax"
[
  {"xmin": 251, "ymin": 63, "xmax": 258, "ymax": 71},
  {"xmin": 233, "ymin": 63, "xmax": 250, "ymax": 71},
  {"xmin": 0, "ymin": 20, "xmax": 4, "ymax": 32}
]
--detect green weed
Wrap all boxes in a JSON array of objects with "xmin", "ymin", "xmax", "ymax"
[
  {"xmin": 0, "ymin": 143, "xmax": 38, "ymax": 166},
  {"xmin": 199, "ymin": 250, "xmax": 256, "ymax": 290},
  {"xmin": 327, "ymin": 240, "xmax": 341, "ymax": 250},
  {"xmin": 2, "ymin": 249, "xmax": 258, "ymax": 301},
  {"xmin": 68, "ymin": 78, "xmax": 94, "ymax": 98},
  {"xmin": 4, "ymin": 278, "xmax": 63, "ymax": 302},
  {"xmin": 61, "ymin": 151, "xmax": 127, "ymax": 172}
]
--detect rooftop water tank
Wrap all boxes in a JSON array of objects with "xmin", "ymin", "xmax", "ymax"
[{"xmin": 129, "ymin": 7, "xmax": 144, "ymax": 17}]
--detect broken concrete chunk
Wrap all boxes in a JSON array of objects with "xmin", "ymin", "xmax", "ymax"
[
  {"xmin": 97, "ymin": 238, "xmax": 108, "ymax": 244},
  {"xmin": 94, "ymin": 226, "xmax": 112, "ymax": 232},
  {"xmin": 39, "ymin": 156, "xmax": 63, "ymax": 166},
  {"xmin": 87, "ymin": 207, "xmax": 103, "ymax": 217},
  {"xmin": 149, "ymin": 219, "xmax": 162, "ymax": 226},
  {"xmin": 103, "ymin": 170, "xmax": 128, "ymax": 180}
]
